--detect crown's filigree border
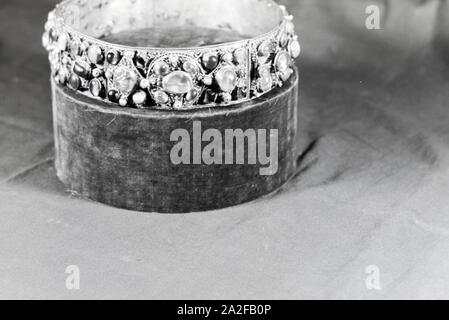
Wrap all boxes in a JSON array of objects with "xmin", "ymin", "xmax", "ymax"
[{"xmin": 43, "ymin": 1, "xmax": 301, "ymax": 110}]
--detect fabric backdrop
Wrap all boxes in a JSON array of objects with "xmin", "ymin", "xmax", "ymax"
[{"xmin": 1, "ymin": 0, "xmax": 449, "ymax": 299}]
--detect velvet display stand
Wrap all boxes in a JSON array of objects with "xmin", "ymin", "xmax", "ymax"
[{"xmin": 52, "ymin": 71, "xmax": 299, "ymax": 213}]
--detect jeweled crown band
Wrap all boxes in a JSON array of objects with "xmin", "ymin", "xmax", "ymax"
[{"xmin": 43, "ymin": 0, "xmax": 300, "ymax": 110}]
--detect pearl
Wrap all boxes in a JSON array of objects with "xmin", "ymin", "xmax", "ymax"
[
  {"xmin": 202, "ymin": 75, "xmax": 213, "ymax": 86},
  {"xmin": 49, "ymin": 28, "xmax": 58, "ymax": 42},
  {"xmin": 140, "ymin": 79, "xmax": 150, "ymax": 89},
  {"xmin": 68, "ymin": 74, "xmax": 81, "ymax": 90},
  {"xmin": 124, "ymin": 51, "xmax": 135, "ymax": 59},
  {"xmin": 285, "ymin": 21, "xmax": 295, "ymax": 34},
  {"xmin": 106, "ymin": 51, "xmax": 122, "ymax": 65},
  {"xmin": 154, "ymin": 61, "xmax": 170, "ymax": 76},
  {"xmin": 119, "ymin": 97, "xmax": 128, "ymax": 107},
  {"xmin": 279, "ymin": 33, "xmax": 289, "ymax": 48},
  {"xmin": 57, "ymin": 67, "xmax": 68, "ymax": 84},
  {"xmin": 289, "ymin": 39, "xmax": 301, "ymax": 58},
  {"xmin": 113, "ymin": 66, "xmax": 138, "ymax": 93},
  {"xmin": 73, "ymin": 60, "xmax": 91, "ymax": 79},
  {"xmin": 257, "ymin": 66, "xmax": 273, "ymax": 92},
  {"xmin": 233, "ymin": 48, "xmax": 247, "ymax": 65},
  {"xmin": 202, "ymin": 52, "xmax": 219, "ymax": 71},
  {"xmin": 215, "ymin": 66, "xmax": 237, "ymax": 92},
  {"xmin": 154, "ymin": 90, "xmax": 169, "ymax": 104},
  {"xmin": 222, "ymin": 52, "xmax": 233, "ymax": 63},
  {"xmin": 148, "ymin": 75, "xmax": 158, "ymax": 85},
  {"xmin": 258, "ymin": 40, "xmax": 273, "ymax": 57},
  {"xmin": 186, "ymin": 88, "xmax": 199, "ymax": 102},
  {"xmin": 105, "ymin": 70, "xmax": 113, "ymax": 79},
  {"xmin": 280, "ymin": 68, "xmax": 293, "ymax": 81},
  {"xmin": 183, "ymin": 61, "xmax": 198, "ymax": 74},
  {"xmin": 132, "ymin": 91, "xmax": 147, "ymax": 105},
  {"xmin": 173, "ymin": 100, "xmax": 183, "ymax": 109},
  {"xmin": 42, "ymin": 32, "xmax": 49, "ymax": 48},
  {"xmin": 221, "ymin": 93, "xmax": 232, "ymax": 103},
  {"xmin": 87, "ymin": 45, "xmax": 103, "ymax": 64},
  {"xmin": 169, "ymin": 55, "xmax": 179, "ymax": 66},
  {"xmin": 162, "ymin": 71, "xmax": 194, "ymax": 95},
  {"xmin": 89, "ymin": 79, "xmax": 103, "ymax": 97},
  {"xmin": 275, "ymin": 51, "xmax": 290, "ymax": 73},
  {"xmin": 56, "ymin": 33, "xmax": 68, "ymax": 51}
]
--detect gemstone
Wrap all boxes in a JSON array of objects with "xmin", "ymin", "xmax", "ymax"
[
  {"xmin": 68, "ymin": 74, "xmax": 81, "ymax": 90},
  {"xmin": 258, "ymin": 40, "xmax": 273, "ymax": 57},
  {"xmin": 73, "ymin": 60, "xmax": 91, "ymax": 79},
  {"xmin": 57, "ymin": 67, "xmax": 68, "ymax": 84},
  {"xmin": 70, "ymin": 40, "xmax": 80, "ymax": 56},
  {"xmin": 89, "ymin": 79, "xmax": 103, "ymax": 97},
  {"xmin": 154, "ymin": 61, "xmax": 170, "ymax": 76},
  {"xmin": 275, "ymin": 51, "xmax": 290, "ymax": 73},
  {"xmin": 113, "ymin": 66, "xmax": 138, "ymax": 93},
  {"xmin": 132, "ymin": 91, "xmax": 146, "ymax": 105},
  {"xmin": 215, "ymin": 66, "xmax": 237, "ymax": 92},
  {"xmin": 202, "ymin": 52, "xmax": 219, "ymax": 71},
  {"xmin": 106, "ymin": 51, "xmax": 122, "ymax": 65},
  {"xmin": 108, "ymin": 89, "xmax": 120, "ymax": 102},
  {"xmin": 279, "ymin": 32, "xmax": 289, "ymax": 48},
  {"xmin": 49, "ymin": 28, "xmax": 58, "ymax": 42},
  {"xmin": 233, "ymin": 48, "xmax": 247, "ymax": 65},
  {"xmin": 258, "ymin": 66, "xmax": 273, "ymax": 92},
  {"xmin": 154, "ymin": 90, "xmax": 169, "ymax": 104},
  {"xmin": 87, "ymin": 45, "xmax": 103, "ymax": 64},
  {"xmin": 186, "ymin": 88, "xmax": 199, "ymax": 102},
  {"xmin": 183, "ymin": 60, "xmax": 198, "ymax": 74},
  {"xmin": 289, "ymin": 39, "xmax": 301, "ymax": 58},
  {"xmin": 162, "ymin": 71, "xmax": 193, "ymax": 95},
  {"xmin": 56, "ymin": 33, "xmax": 68, "ymax": 51},
  {"xmin": 280, "ymin": 68, "xmax": 293, "ymax": 81}
]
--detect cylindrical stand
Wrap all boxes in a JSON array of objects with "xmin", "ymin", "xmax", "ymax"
[{"xmin": 52, "ymin": 71, "xmax": 299, "ymax": 213}]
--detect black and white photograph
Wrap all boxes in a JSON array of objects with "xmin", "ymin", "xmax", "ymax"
[{"xmin": 1, "ymin": 0, "xmax": 449, "ymax": 303}]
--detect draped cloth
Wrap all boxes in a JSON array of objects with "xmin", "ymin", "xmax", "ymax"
[{"xmin": 1, "ymin": 0, "xmax": 449, "ymax": 299}]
